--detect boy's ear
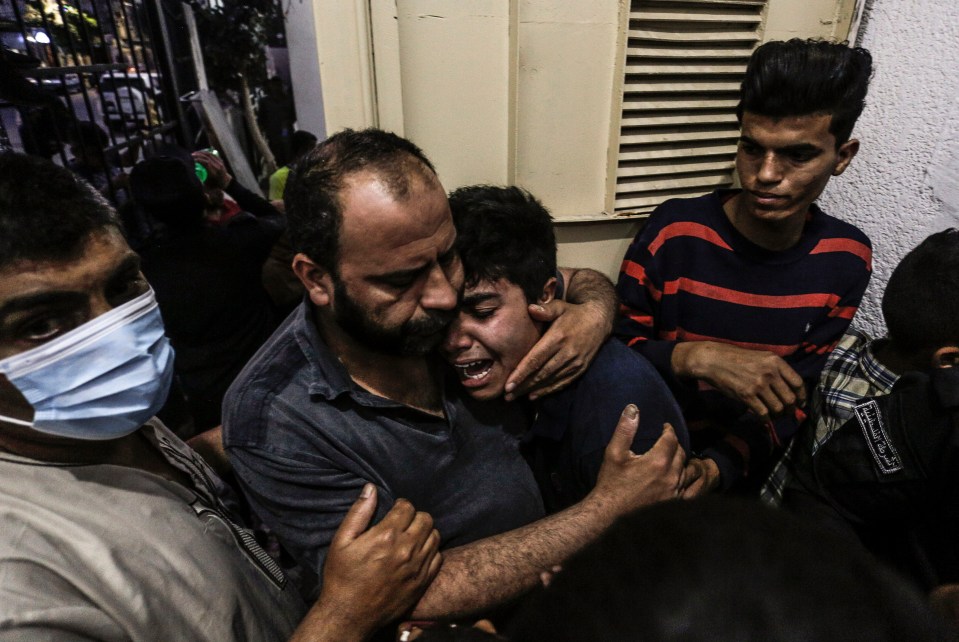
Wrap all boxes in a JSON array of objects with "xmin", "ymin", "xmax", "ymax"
[
  {"xmin": 931, "ymin": 346, "xmax": 959, "ymax": 368},
  {"xmin": 539, "ymin": 277, "xmax": 558, "ymax": 305},
  {"xmin": 292, "ymin": 253, "xmax": 335, "ymax": 307},
  {"xmin": 833, "ymin": 138, "xmax": 859, "ymax": 176}
]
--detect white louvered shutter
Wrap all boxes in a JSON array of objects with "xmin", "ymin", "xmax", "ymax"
[{"xmin": 613, "ymin": 0, "xmax": 769, "ymax": 215}]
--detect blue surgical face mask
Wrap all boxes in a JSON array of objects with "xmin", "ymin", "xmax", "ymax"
[{"xmin": 0, "ymin": 289, "xmax": 174, "ymax": 440}]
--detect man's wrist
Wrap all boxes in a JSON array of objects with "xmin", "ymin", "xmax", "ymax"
[
  {"xmin": 584, "ymin": 298, "xmax": 614, "ymax": 337},
  {"xmin": 299, "ymin": 593, "xmax": 375, "ymax": 642},
  {"xmin": 579, "ymin": 486, "xmax": 628, "ymax": 529},
  {"xmin": 671, "ymin": 341, "xmax": 697, "ymax": 378}
]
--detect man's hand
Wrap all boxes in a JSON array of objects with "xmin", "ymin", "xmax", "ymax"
[
  {"xmin": 291, "ymin": 485, "xmax": 441, "ymax": 642},
  {"xmin": 193, "ymin": 150, "xmax": 232, "ymax": 189},
  {"xmin": 671, "ymin": 341, "xmax": 806, "ymax": 420},
  {"xmin": 680, "ymin": 457, "xmax": 720, "ymax": 498},
  {"xmin": 504, "ymin": 267, "xmax": 615, "ymax": 401},
  {"xmin": 587, "ymin": 406, "xmax": 685, "ymax": 517},
  {"xmin": 505, "ymin": 299, "xmax": 610, "ymax": 402}
]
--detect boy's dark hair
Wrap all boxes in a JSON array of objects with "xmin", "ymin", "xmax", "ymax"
[
  {"xmin": 290, "ymin": 130, "xmax": 318, "ymax": 161},
  {"xmin": 509, "ymin": 497, "xmax": 950, "ymax": 642},
  {"xmin": 284, "ymin": 128, "xmax": 436, "ymax": 273},
  {"xmin": 448, "ymin": 185, "xmax": 557, "ymax": 303},
  {"xmin": 737, "ymin": 38, "xmax": 873, "ymax": 145},
  {"xmin": 0, "ymin": 152, "xmax": 119, "ymax": 269},
  {"xmin": 883, "ymin": 229, "xmax": 959, "ymax": 358}
]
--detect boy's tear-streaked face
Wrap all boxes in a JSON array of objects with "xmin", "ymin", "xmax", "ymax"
[{"xmin": 442, "ymin": 278, "xmax": 542, "ymax": 401}]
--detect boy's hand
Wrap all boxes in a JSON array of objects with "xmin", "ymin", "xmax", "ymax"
[
  {"xmin": 680, "ymin": 457, "xmax": 721, "ymax": 498},
  {"xmin": 672, "ymin": 341, "xmax": 806, "ymax": 420}
]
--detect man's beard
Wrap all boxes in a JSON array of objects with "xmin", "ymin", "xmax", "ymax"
[{"xmin": 332, "ymin": 279, "xmax": 455, "ymax": 356}]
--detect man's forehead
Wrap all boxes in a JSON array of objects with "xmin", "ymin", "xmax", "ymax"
[
  {"xmin": 342, "ymin": 162, "xmax": 442, "ymax": 201},
  {"xmin": 338, "ymin": 171, "xmax": 453, "ymax": 258},
  {"xmin": 741, "ymin": 111, "xmax": 834, "ymax": 143},
  {"xmin": 0, "ymin": 229, "xmax": 134, "ymax": 304}
]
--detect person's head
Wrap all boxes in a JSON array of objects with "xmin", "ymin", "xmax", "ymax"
[
  {"xmin": 509, "ymin": 496, "xmax": 950, "ymax": 641},
  {"xmin": 732, "ymin": 39, "xmax": 872, "ymax": 230},
  {"xmin": 286, "ymin": 128, "xmax": 462, "ymax": 356},
  {"xmin": 882, "ymin": 229, "xmax": 959, "ymax": 369},
  {"xmin": 441, "ymin": 186, "xmax": 557, "ymax": 400},
  {"xmin": 737, "ymin": 39, "xmax": 872, "ymax": 146},
  {"xmin": 0, "ymin": 153, "xmax": 163, "ymax": 445},
  {"xmin": 289, "ymin": 130, "xmax": 318, "ymax": 166},
  {"xmin": 129, "ymin": 146, "xmax": 206, "ymax": 230},
  {"xmin": 68, "ymin": 121, "xmax": 109, "ymax": 168}
]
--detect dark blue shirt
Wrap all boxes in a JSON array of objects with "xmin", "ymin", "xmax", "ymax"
[
  {"xmin": 526, "ymin": 338, "xmax": 690, "ymax": 513},
  {"xmin": 222, "ymin": 302, "xmax": 545, "ymax": 596}
]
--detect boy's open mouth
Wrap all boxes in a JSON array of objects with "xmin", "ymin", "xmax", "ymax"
[{"xmin": 454, "ymin": 359, "xmax": 493, "ymax": 380}]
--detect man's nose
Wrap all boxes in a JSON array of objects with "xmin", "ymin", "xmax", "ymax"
[
  {"xmin": 441, "ymin": 317, "xmax": 472, "ymax": 353},
  {"xmin": 89, "ymin": 293, "xmax": 115, "ymax": 318},
  {"xmin": 421, "ymin": 264, "xmax": 459, "ymax": 311},
  {"xmin": 757, "ymin": 152, "xmax": 783, "ymax": 184}
]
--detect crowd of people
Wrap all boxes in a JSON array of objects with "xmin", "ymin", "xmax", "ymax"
[{"xmin": 0, "ymin": 37, "xmax": 956, "ymax": 641}]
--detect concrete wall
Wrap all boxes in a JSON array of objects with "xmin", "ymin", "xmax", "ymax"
[
  {"xmin": 553, "ymin": 0, "xmax": 859, "ymax": 279},
  {"xmin": 817, "ymin": 0, "xmax": 959, "ymax": 336},
  {"xmin": 283, "ymin": 0, "xmax": 327, "ymax": 139},
  {"xmin": 286, "ymin": 0, "xmax": 870, "ymax": 280}
]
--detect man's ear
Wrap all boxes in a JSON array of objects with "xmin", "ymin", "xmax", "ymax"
[
  {"xmin": 539, "ymin": 277, "xmax": 558, "ymax": 305},
  {"xmin": 292, "ymin": 253, "xmax": 334, "ymax": 307},
  {"xmin": 932, "ymin": 345, "xmax": 959, "ymax": 368},
  {"xmin": 833, "ymin": 138, "xmax": 860, "ymax": 176}
]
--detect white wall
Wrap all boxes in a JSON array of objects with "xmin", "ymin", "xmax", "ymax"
[
  {"xmin": 818, "ymin": 0, "xmax": 959, "ymax": 336},
  {"xmin": 284, "ymin": 0, "xmax": 327, "ymax": 139}
]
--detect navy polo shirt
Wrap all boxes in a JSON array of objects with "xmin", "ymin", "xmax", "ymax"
[
  {"xmin": 525, "ymin": 338, "xmax": 690, "ymax": 513},
  {"xmin": 223, "ymin": 302, "xmax": 545, "ymax": 596}
]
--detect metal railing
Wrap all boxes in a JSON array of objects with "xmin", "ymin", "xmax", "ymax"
[{"xmin": 0, "ymin": 0, "xmax": 194, "ymax": 205}]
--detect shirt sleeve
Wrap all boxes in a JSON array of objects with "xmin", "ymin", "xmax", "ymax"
[
  {"xmin": 614, "ymin": 219, "xmax": 680, "ymax": 380},
  {"xmin": 227, "ymin": 443, "xmax": 394, "ymax": 595}
]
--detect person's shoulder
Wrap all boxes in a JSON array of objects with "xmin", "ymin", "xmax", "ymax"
[
  {"xmin": 810, "ymin": 205, "xmax": 872, "ymax": 247},
  {"xmin": 646, "ymin": 190, "xmax": 722, "ymax": 227},
  {"xmin": 628, "ymin": 191, "xmax": 727, "ymax": 259},
  {"xmin": 222, "ymin": 312, "xmax": 306, "ymax": 445},
  {"xmin": 575, "ymin": 339, "xmax": 671, "ymax": 399}
]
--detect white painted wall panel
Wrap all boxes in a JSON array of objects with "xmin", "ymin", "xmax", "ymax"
[{"xmin": 818, "ymin": 0, "xmax": 959, "ymax": 336}]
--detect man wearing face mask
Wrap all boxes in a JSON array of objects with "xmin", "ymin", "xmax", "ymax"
[{"xmin": 0, "ymin": 152, "xmax": 442, "ymax": 642}]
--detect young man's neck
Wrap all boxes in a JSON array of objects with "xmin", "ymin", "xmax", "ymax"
[
  {"xmin": 723, "ymin": 193, "xmax": 807, "ymax": 252},
  {"xmin": 315, "ymin": 311, "xmax": 445, "ymax": 416}
]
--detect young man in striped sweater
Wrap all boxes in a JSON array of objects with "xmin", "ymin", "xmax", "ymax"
[{"xmin": 616, "ymin": 39, "xmax": 874, "ymax": 494}]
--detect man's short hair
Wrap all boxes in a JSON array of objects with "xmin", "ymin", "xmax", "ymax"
[
  {"xmin": 509, "ymin": 497, "xmax": 949, "ymax": 641},
  {"xmin": 0, "ymin": 152, "xmax": 119, "ymax": 269},
  {"xmin": 448, "ymin": 185, "xmax": 557, "ymax": 303},
  {"xmin": 283, "ymin": 128, "xmax": 436, "ymax": 273},
  {"xmin": 290, "ymin": 130, "xmax": 318, "ymax": 161},
  {"xmin": 882, "ymin": 228, "xmax": 959, "ymax": 358},
  {"xmin": 737, "ymin": 38, "xmax": 873, "ymax": 145}
]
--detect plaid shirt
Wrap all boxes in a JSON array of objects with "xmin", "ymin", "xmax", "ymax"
[{"xmin": 761, "ymin": 328, "xmax": 900, "ymax": 504}]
